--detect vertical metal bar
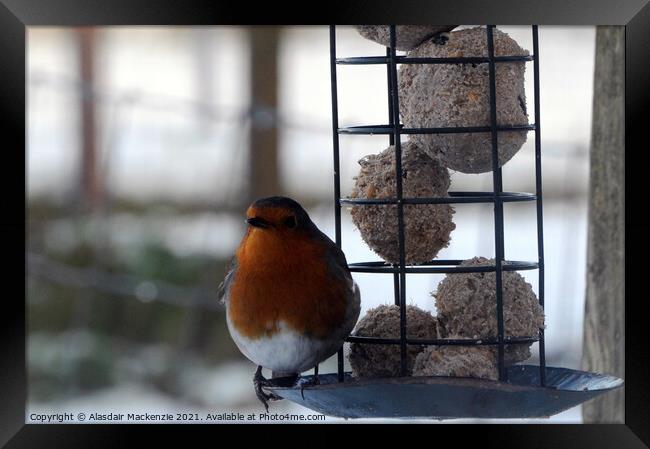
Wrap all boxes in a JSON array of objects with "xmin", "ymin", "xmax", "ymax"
[
  {"xmin": 486, "ymin": 25, "xmax": 507, "ymax": 382},
  {"xmin": 330, "ymin": 25, "xmax": 342, "ymax": 249},
  {"xmin": 386, "ymin": 47, "xmax": 400, "ymax": 306},
  {"xmin": 387, "ymin": 26, "xmax": 408, "ymax": 377},
  {"xmin": 329, "ymin": 25, "xmax": 345, "ymax": 383},
  {"xmin": 386, "ymin": 47, "xmax": 396, "ymax": 147},
  {"xmin": 532, "ymin": 25, "xmax": 546, "ymax": 387},
  {"xmin": 393, "ymin": 273, "xmax": 401, "ymax": 307}
]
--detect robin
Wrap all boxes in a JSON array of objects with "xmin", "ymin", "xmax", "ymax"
[{"xmin": 219, "ymin": 196, "xmax": 361, "ymax": 411}]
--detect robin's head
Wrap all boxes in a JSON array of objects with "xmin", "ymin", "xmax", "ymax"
[{"xmin": 245, "ymin": 196, "xmax": 315, "ymax": 235}]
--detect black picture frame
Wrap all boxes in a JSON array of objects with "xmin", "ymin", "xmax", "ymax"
[{"xmin": 2, "ymin": 0, "xmax": 649, "ymax": 447}]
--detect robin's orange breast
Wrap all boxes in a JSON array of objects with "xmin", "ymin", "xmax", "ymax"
[{"xmin": 228, "ymin": 228, "xmax": 349, "ymax": 340}]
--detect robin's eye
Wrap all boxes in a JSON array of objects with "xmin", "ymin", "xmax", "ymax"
[{"xmin": 283, "ymin": 216, "xmax": 297, "ymax": 229}]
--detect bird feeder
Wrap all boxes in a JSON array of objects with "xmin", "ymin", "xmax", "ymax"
[{"xmin": 265, "ymin": 25, "xmax": 623, "ymax": 419}]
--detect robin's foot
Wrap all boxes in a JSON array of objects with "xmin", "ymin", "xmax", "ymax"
[
  {"xmin": 253, "ymin": 366, "xmax": 282, "ymax": 412},
  {"xmin": 300, "ymin": 365, "xmax": 321, "ymax": 400}
]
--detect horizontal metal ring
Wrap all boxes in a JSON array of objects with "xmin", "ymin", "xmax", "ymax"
[
  {"xmin": 346, "ymin": 336, "xmax": 540, "ymax": 345},
  {"xmin": 336, "ymin": 55, "xmax": 534, "ymax": 65},
  {"xmin": 340, "ymin": 191, "xmax": 536, "ymax": 205},
  {"xmin": 348, "ymin": 259, "xmax": 539, "ymax": 274},
  {"xmin": 338, "ymin": 123, "xmax": 535, "ymax": 135}
]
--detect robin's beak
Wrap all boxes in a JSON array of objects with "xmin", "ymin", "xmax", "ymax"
[{"xmin": 247, "ymin": 217, "xmax": 270, "ymax": 229}]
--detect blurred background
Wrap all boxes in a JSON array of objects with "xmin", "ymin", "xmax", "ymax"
[{"xmin": 27, "ymin": 25, "xmax": 595, "ymax": 423}]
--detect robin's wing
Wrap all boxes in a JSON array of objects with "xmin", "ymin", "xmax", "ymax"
[
  {"xmin": 315, "ymin": 230, "xmax": 353, "ymax": 284},
  {"xmin": 318, "ymin": 232, "xmax": 362, "ymax": 339},
  {"xmin": 217, "ymin": 256, "xmax": 238, "ymax": 307}
]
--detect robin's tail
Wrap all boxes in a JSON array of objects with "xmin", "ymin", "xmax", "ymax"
[
  {"xmin": 271, "ymin": 371, "xmax": 299, "ymax": 389},
  {"xmin": 271, "ymin": 371, "xmax": 299, "ymax": 380}
]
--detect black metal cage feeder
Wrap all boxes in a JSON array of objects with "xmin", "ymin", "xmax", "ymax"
[{"xmin": 266, "ymin": 25, "xmax": 623, "ymax": 419}]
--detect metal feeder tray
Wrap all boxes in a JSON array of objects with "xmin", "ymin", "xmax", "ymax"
[{"xmin": 265, "ymin": 365, "xmax": 623, "ymax": 419}]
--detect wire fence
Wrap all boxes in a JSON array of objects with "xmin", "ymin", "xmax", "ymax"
[
  {"xmin": 30, "ymin": 70, "xmax": 334, "ymax": 135},
  {"xmin": 29, "ymin": 69, "xmax": 587, "ymax": 158},
  {"xmin": 27, "ymin": 65, "xmax": 589, "ymax": 315},
  {"xmin": 28, "ymin": 252, "xmax": 222, "ymax": 310},
  {"xmin": 27, "ymin": 27, "xmax": 590, "ymax": 323}
]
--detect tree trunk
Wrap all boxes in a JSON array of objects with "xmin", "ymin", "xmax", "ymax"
[
  {"xmin": 248, "ymin": 26, "xmax": 281, "ymax": 203},
  {"xmin": 78, "ymin": 27, "xmax": 102, "ymax": 212},
  {"xmin": 582, "ymin": 26, "xmax": 625, "ymax": 424}
]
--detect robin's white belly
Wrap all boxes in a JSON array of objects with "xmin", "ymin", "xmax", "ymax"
[{"xmin": 226, "ymin": 316, "xmax": 341, "ymax": 374}]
